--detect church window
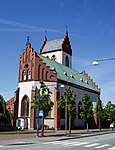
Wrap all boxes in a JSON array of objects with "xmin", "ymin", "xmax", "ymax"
[
  {"xmin": 42, "ymin": 68, "xmax": 44, "ymax": 80},
  {"xmin": 51, "ymin": 55, "xmax": 56, "ymax": 61},
  {"xmin": 23, "ymin": 70, "xmax": 27, "ymax": 80},
  {"xmin": 38, "ymin": 65, "xmax": 41, "ymax": 79},
  {"xmin": 28, "ymin": 70, "xmax": 31, "ymax": 80},
  {"xmin": 50, "ymin": 75, "xmax": 53, "ymax": 79},
  {"xmin": 46, "ymin": 71, "xmax": 48, "ymax": 80},
  {"xmin": 25, "ymin": 64, "xmax": 28, "ymax": 68},
  {"xmin": 65, "ymin": 56, "xmax": 69, "ymax": 67},
  {"xmin": 21, "ymin": 95, "xmax": 29, "ymax": 117}
]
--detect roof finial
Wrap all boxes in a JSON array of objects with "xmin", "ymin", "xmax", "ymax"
[
  {"xmin": 26, "ymin": 36, "xmax": 31, "ymax": 48},
  {"xmin": 44, "ymin": 30, "xmax": 47, "ymax": 42},
  {"xmin": 65, "ymin": 25, "xmax": 68, "ymax": 36},
  {"xmin": 45, "ymin": 30, "xmax": 47, "ymax": 39},
  {"xmin": 26, "ymin": 36, "xmax": 30, "ymax": 45}
]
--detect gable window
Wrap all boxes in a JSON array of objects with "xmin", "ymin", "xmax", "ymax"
[
  {"xmin": 65, "ymin": 56, "xmax": 69, "ymax": 67},
  {"xmin": 51, "ymin": 54, "xmax": 56, "ymax": 61},
  {"xmin": 28, "ymin": 70, "xmax": 31, "ymax": 80},
  {"xmin": 23, "ymin": 70, "xmax": 27, "ymax": 80}
]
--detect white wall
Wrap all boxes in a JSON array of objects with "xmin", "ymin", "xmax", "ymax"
[{"xmin": 18, "ymin": 81, "xmax": 99, "ymax": 129}]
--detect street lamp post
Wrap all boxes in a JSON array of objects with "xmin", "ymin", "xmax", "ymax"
[
  {"xmin": 92, "ymin": 57, "xmax": 115, "ymax": 66},
  {"xmin": 65, "ymin": 95, "xmax": 67, "ymax": 135},
  {"xmin": 36, "ymin": 87, "xmax": 40, "ymax": 137}
]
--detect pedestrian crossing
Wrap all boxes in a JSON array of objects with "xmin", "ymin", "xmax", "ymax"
[{"xmin": 43, "ymin": 140, "xmax": 114, "ymax": 149}]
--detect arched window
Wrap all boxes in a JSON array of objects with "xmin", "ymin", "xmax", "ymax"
[
  {"xmin": 21, "ymin": 95, "xmax": 29, "ymax": 117},
  {"xmin": 28, "ymin": 69, "xmax": 31, "ymax": 80},
  {"xmin": 65, "ymin": 56, "xmax": 69, "ymax": 67},
  {"xmin": 22, "ymin": 70, "xmax": 27, "ymax": 80},
  {"xmin": 46, "ymin": 71, "xmax": 48, "ymax": 80},
  {"xmin": 42, "ymin": 68, "xmax": 44, "ymax": 80},
  {"xmin": 38, "ymin": 65, "xmax": 41, "ymax": 79}
]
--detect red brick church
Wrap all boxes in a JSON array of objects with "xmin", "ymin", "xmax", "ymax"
[{"xmin": 6, "ymin": 32, "xmax": 100, "ymax": 129}]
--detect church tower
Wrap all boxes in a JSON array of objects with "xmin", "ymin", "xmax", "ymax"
[{"xmin": 40, "ymin": 31, "xmax": 72, "ymax": 68}]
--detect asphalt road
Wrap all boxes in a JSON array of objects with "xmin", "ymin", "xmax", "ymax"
[{"xmin": 0, "ymin": 132, "xmax": 115, "ymax": 150}]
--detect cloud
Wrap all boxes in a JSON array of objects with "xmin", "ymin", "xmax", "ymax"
[{"xmin": 0, "ymin": 19, "xmax": 87, "ymax": 39}]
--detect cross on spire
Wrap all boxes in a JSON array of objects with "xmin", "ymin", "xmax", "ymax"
[{"xmin": 26, "ymin": 36, "xmax": 31, "ymax": 46}]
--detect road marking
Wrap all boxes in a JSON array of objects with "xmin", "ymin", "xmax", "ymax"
[
  {"xmin": 43, "ymin": 141, "xmax": 67, "ymax": 145},
  {"xmin": 70, "ymin": 142, "xmax": 89, "ymax": 146},
  {"xmin": 62, "ymin": 141, "xmax": 79, "ymax": 145},
  {"xmin": 108, "ymin": 147, "xmax": 115, "ymax": 150},
  {"xmin": 64, "ymin": 142, "xmax": 89, "ymax": 147},
  {"xmin": 0, "ymin": 145, "xmax": 4, "ymax": 147},
  {"xmin": 84, "ymin": 143, "xmax": 100, "ymax": 147},
  {"xmin": 95, "ymin": 144, "xmax": 111, "ymax": 149}
]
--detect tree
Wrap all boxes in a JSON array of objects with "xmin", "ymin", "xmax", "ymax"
[
  {"xmin": 58, "ymin": 86, "xmax": 76, "ymax": 134},
  {"xmin": 0, "ymin": 95, "xmax": 12, "ymax": 126},
  {"xmin": 104, "ymin": 101, "xmax": 115, "ymax": 123},
  {"xmin": 79, "ymin": 93, "xmax": 93, "ymax": 132},
  {"xmin": 96, "ymin": 99, "xmax": 103, "ymax": 131},
  {"xmin": 31, "ymin": 80, "xmax": 53, "ymax": 136}
]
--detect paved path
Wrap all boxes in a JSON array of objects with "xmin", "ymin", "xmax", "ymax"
[{"xmin": 0, "ymin": 129, "xmax": 114, "ymax": 141}]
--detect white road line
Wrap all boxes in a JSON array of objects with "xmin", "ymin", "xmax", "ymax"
[
  {"xmin": 62, "ymin": 141, "xmax": 79, "ymax": 145},
  {"xmin": 63, "ymin": 141, "xmax": 89, "ymax": 147},
  {"xmin": 108, "ymin": 146, "xmax": 115, "ymax": 150},
  {"xmin": 84, "ymin": 143, "xmax": 100, "ymax": 147},
  {"xmin": 43, "ymin": 141, "xmax": 62, "ymax": 144},
  {"xmin": 0, "ymin": 145, "xmax": 4, "ymax": 147},
  {"xmin": 43, "ymin": 141, "xmax": 68, "ymax": 145},
  {"xmin": 95, "ymin": 144, "xmax": 111, "ymax": 149}
]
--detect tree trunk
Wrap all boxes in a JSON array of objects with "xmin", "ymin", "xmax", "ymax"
[
  {"xmin": 41, "ymin": 114, "xmax": 44, "ymax": 136},
  {"xmin": 69, "ymin": 115, "xmax": 71, "ymax": 134},
  {"xmin": 99, "ymin": 118, "xmax": 101, "ymax": 131},
  {"xmin": 86, "ymin": 122, "xmax": 89, "ymax": 132}
]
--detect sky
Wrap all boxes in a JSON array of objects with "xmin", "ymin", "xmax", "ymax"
[{"xmin": 0, "ymin": 0, "xmax": 115, "ymax": 105}]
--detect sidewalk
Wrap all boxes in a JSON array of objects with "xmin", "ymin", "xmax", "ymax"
[{"xmin": 0, "ymin": 128, "xmax": 114, "ymax": 141}]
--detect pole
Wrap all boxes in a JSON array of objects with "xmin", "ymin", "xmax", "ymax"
[
  {"xmin": 65, "ymin": 97, "xmax": 67, "ymax": 134},
  {"xmin": 36, "ymin": 88, "xmax": 40, "ymax": 137}
]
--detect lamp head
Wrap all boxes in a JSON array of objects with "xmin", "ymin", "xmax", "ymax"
[{"xmin": 92, "ymin": 60, "xmax": 99, "ymax": 66}]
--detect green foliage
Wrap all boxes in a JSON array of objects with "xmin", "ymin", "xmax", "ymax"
[
  {"xmin": 96, "ymin": 99, "xmax": 103, "ymax": 130},
  {"xmin": 96, "ymin": 99, "xmax": 103, "ymax": 119},
  {"xmin": 58, "ymin": 86, "xmax": 76, "ymax": 115},
  {"xmin": 79, "ymin": 93, "xmax": 93, "ymax": 121},
  {"xmin": 0, "ymin": 95, "xmax": 6, "ymax": 115},
  {"xmin": 58, "ymin": 86, "xmax": 77, "ymax": 134},
  {"xmin": 103, "ymin": 101, "xmax": 115, "ymax": 122},
  {"xmin": 0, "ymin": 94, "xmax": 12, "ymax": 125},
  {"xmin": 31, "ymin": 80, "xmax": 53, "ymax": 136},
  {"xmin": 31, "ymin": 80, "xmax": 53, "ymax": 113},
  {"xmin": 79, "ymin": 93, "xmax": 93, "ymax": 131}
]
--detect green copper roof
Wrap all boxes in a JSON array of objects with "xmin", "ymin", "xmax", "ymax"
[
  {"xmin": 42, "ymin": 38, "xmax": 64, "ymax": 52},
  {"xmin": 38, "ymin": 54, "xmax": 99, "ymax": 93}
]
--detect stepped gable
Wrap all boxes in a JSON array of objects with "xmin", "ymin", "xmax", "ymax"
[
  {"xmin": 40, "ymin": 31, "xmax": 72, "ymax": 55},
  {"xmin": 82, "ymin": 70, "xmax": 101, "ymax": 92}
]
